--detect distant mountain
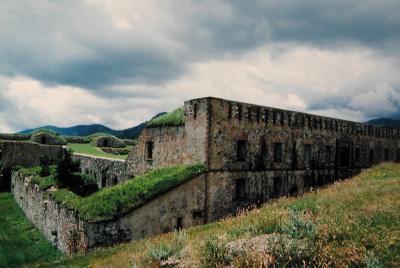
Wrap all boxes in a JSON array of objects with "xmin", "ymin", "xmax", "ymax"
[
  {"xmin": 19, "ymin": 112, "xmax": 167, "ymax": 139},
  {"xmin": 365, "ymin": 118, "xmax": 400, "ymax": 129}
]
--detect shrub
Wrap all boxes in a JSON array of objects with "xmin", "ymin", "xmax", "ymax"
[
  {"xmin": 282, "ymin": 211, "xmax": 317, "ymax": 240},
  {"xmin": 149, "ymin": 245, "xmax": 175, "ymax": 262},
  {"xmin": 146, "ymin": 107, "xmax": 185, "ymax": 127},
  {"xmin": 31, "ymin": 174, "xmax": 57, "ymax": 190},
  {"xmin": 148, "ymin": 231, "xmax": 189, "ymax": 262},
  {"xmin": 39, "ymin": 156, "xmax": 51, "ymax": 177},
  {"xmin": 56, "ymin": 149, "xmax": 80, "ymax": 182},
  {"xmin": 200, "ymin": 236, "xmax": 232, "ymax": 267}
]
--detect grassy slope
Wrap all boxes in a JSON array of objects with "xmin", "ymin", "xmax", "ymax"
[
  {"xmin": 0, "ymin": 193, "xmax": 60, "ymax": 268},
  {"xmin": 67, "ymin": 143, "xmax": 132, "ymax": 160},
  {"xmin": 32, "ymin": 163, "xmax": 400, "ymax": 268}
]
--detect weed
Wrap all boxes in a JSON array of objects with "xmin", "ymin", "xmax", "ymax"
[{"xmin": 200, "ymin": 236, "xmax": 232, "ymax": 268}]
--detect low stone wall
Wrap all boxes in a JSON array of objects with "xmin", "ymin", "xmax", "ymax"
[
  {"xmin": 11, "ymin": 170, "xmax": 207, "ymax": 255},
  {"xmin": 73, "ymin": 154, "xmax": 128, "ymax": 188},
  {"xmin": 0, "ymin": 140, "xmax": 64, "ymax": 168},
  {"xmin": 11, "ymin": 172, "xmax": 89, "ymax": 254},
  {"xmin": 0, "ymin": 141, "xmax": 64, "ymax": 191}
]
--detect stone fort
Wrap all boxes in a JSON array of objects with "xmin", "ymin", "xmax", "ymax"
[{"xmin": 4, "ymin": 96, "xmax": 400, "ymax": 254}]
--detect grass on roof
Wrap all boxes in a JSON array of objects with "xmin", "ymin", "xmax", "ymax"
[
  {"xmin": 146, "ymin": 107, "xmax": 185, "ymax": 127},
  {"xmin": 50, "ymin": 163, "xmax": 206, "ymax": 222},
  {"xmin": 66, "ymin": 143, "xmax": 131, "ymax": 160},
  {"xmin": 31, "ymin": 128, "xmax": 59, "ymax": 136}
]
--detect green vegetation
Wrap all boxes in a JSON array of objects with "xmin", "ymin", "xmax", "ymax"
[
  {"xmin": 33, "ymin": 163, "xmax": 400, "ymax": 267},
  {"xmin": 19, "ymin": 165, "xmax": 58, "ymax": 190},
  {"xmin": 50, "ymin": 163, "xmax": 206, "ymax": 222},
  {"xmin": 31, "ymin": 131, "xmax": 67, "ymax": 145},
  {"xmin": 87, "ymin": 132, "xmax": 114, "ymax": 139},
  {"xmin": 146, "ymin": 107, "xmax": 185, "ymax": 127},
  {"xmin": 0, "ymin": 133, "xmax": 31, "ymax": 141},
  {"xmin": 0, "ymin": 193, "xmax": 60, "ymax": 267},
  {"xmin": 31, "ymin": 128, "xmax": 59, "ymax": 136},
  {"xmin": 19, "ymin": 151, "xmax": 97, "ymax": 195},
  {"xmin": 67, "ymin": 143, "xmax": 131, "ymax": 160},
  {"xmin": 63, "ymin": 136, "xmax": 92, "ymax": 144}
]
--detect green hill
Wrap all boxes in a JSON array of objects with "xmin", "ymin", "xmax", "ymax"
[
  {"xmin": 2, "ymin": 163, "xmax": 399, "ymax": 267},
  {"xmin": 18, "ymin": 112, "xmax": 167, "ymax": 139}
]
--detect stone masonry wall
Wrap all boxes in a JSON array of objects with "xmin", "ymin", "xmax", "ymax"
[
  {"xmin": 126, "ymin": 99, "xmax": 210, "ymax": 177},
  {"xmin": 189, "ymin": 98, "xmax": 400, "ymax": 173},
  {"xmin": 0, "ymin": 140, "xmax": 64, "ymax": 168},
  {"xmin": 11, "ymin": 170, "xmax": 207, "ymax": 255},
  {"xmin": 0, "ymin": 141, "xmax": 64, "ymax": 190},
  {"xmin": 205, "ymin": 169, "xmax": 339, "ymax": 221},
  {"xmin": 73, "ymin": 154, "xmax": 128, "ymax": 188},
  {"xmin": 11, "ymin": 171, "xmax": 90, "ymax": 254},
  {"xmin": 126, "ymin": 126, "xmax": 187, "ymax": 177}
]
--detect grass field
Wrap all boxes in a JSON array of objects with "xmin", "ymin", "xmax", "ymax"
[
  {"xmin": 25, "ymin": 163, "xmax": 399, "ymax": 268},
  {"xmin": 67, "ymin": 143, "xmax": 132, "ymax": 160},
  {"xmin": 0, "ymin": 193, "xmax": 61, "ymax": 268}
]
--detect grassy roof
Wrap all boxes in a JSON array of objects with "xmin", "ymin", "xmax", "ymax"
[
  {"xmin": 32, "ymin": 128, "xmax": 59, "ymax": 136},
  {"xmin": 50, "ymin": 163, "xmax": 206, "ymax": 222},
  {"xmin": 146, "ymin": 107, "xmax": 185, "ymax": 127}
]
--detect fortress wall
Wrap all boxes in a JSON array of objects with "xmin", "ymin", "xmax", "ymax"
[
  {"xmin": 205, "ymin": 169, "xmax": 343, "ymax": 222},
  {"xmin": 0, "ymin": 140, "xmax": 64, "ymax": 168},
  {"xmin": 73, "ymin": 154, "xmax": 128, "ymax": 188},
  {"xmin": 183, "ymin": 98, "xmax": 210, "ymax": 165},
  {"xmin": 126, "ymin": 126, "xmax": 187, "ymax": 177},
  {"xmin": 199, "ymin": 98, "xmax": 400, "ymax": 171},
  {"xmin": 125, "ymin": 99, "xmax": 210, "ymax": 177},
  {"xmin": 98, "ymin": 173, "xmax": 207, "ymax": 243},
  {"xmin": 11, "ymin": 171, "xmax": 90, "ymax": 255},
  {"xmin": 12, "ymin": 169, "xmax": 207, "ymax": 255},
  {"xmin": 0, "ymin": 141, "xmax": 64, "ymax": 191}
]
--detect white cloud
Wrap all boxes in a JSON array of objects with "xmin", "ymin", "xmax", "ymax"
[
  {"xmin": 1, "ymin": 44, "xmax": 400, "ymax": 132},
  {"xmin": 0, "ymin": 1, "xmax": 400, "ymax": 132}
]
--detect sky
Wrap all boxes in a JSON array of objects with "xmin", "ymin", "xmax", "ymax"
[{"xmin": 1, "ymin": 0, "xmax": 400, "ymax": 132}]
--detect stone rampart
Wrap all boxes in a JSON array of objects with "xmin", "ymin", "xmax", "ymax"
[
  {"xmin": 11, "ymin": 170, "xmax": 207, "ymax": 255},
  {"xmin": 73, "ymin": 154, "xmax": 128, "ymax": 188},
  {"xmin": 0, "ymin": 140, "xmax": 64, "ymax": 168}
]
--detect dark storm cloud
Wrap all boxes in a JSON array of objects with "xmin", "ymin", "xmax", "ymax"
[
  {"xmin": 177, "ymin": 0, "xmax": 400, "ymax": 59},
  {"xmin": 0, "ymin": 0, "xmax": 186, "ymax": 89},
  {"xmin": 30, "ymin": 50, "xmax": 183, "ymax": 89},
  {"xmin": 1, "ymin": 0, "xmax": 400, "ymax": 90}
]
